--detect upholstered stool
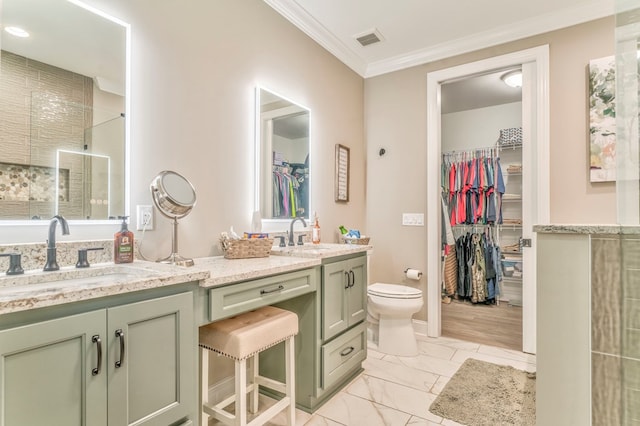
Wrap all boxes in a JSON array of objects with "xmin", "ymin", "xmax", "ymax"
[{"xmin": 199, "ymin": 306, "xmax": 298, "ymax": 426}]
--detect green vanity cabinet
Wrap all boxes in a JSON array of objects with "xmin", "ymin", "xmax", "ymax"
[
  {"xmin": 0, "ymin": 290, "xmax": 196, "ymax": 426},
  {"xmin": 233, "ymin": 253, "xmax": 368, "ymax": 413},
  {"xmin": 0, "ymin": 309, "xmax": 107, "ymax": 426},
  {"xmin": 322, "ymin": 255, "xmax": 367, "ymax": 341}
]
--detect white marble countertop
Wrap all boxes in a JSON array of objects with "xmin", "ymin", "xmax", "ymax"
[
  {"xmin": 0, "ymin": 261, "xmax": 208, "ymax": 315},
  {"xmin": 193, "ymin": 255, "xmax": 320, "ymax": 288},
  {"xmin": 0, "ymin": 243, "xmax": 371, "ymax": 315},
  {"xmin": 270, "ymin": 242, "xmax": 372, "ymax": 258},
  {"xmin": 533, "ymin": 224, "xmax": 640, "ymax": 234}
]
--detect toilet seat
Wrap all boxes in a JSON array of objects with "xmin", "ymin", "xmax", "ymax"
[{"xmin": 368, "ymin": 283, "xmax": 422, "ymax": 299}]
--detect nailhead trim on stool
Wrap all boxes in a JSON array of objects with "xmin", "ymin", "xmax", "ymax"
[{"xmin": 199, "ymin": 306, "xmax": 298, "ymax": 426}]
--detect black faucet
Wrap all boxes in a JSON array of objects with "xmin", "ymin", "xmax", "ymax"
[
  {"xmin": 44, "ymin": 215, "xmax": 70, "ymax": 271},
  {"xmin": 288, "ymin": 217, "xmax": 307, "ymax": 246}
]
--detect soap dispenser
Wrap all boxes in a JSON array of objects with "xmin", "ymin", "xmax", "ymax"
[
  {"xmin": 114, "ymin": 216, "xmax": 134, "ymax": 264},
  {"xmin": 312, "ymin": 212, "xmax": 321, "ymax": 244}
]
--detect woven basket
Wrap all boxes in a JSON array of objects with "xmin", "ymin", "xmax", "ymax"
[
  {"xmin": 341, "ymin": 236, "xmax": 370, "ymax": 245},
  {"xmin": 223, "ymin": 238, "xmax": 274, "ymax": 259}
]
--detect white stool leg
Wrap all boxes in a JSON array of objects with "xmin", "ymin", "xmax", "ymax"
[
  {"xmin": 285, "ymin": 337, "xmax": 295, "ymax": 426},
  {"xmin": 200, "ymin": 348, "xmax": 209, "ymax": 426},
  {"xmin": 235, "ymin": 358, "xmax": 247, "ymax": 426},
  {"xmin": 249, "ymin": 354, "xmax": 259, "ymax": 414}
]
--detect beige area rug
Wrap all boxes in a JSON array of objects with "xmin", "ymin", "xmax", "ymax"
[{"xmin": 429, "ymin": 358, "xmax": 536, "ymax": 426}]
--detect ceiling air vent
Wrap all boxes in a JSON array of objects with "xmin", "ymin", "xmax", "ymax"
[{"xmin": 354, "ymin": 29, "xmax": 384, "ymax": 47}]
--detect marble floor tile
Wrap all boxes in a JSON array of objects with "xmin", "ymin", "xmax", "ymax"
[
  {"xmin": 208, "ymin": 335, "xmax": 538, "ymax": 426},
  {"xmin": 406, "ymin": 416, "xmax": 442, "ymax": 426},
  {"xmin": 441, "ymin": 418, "xmax": 467, "ymax": 426},
  {"xmin": 430, "ymin": 375, "xmax": 451, "ymax": 395},
  {"xmin": 315, "ymin": 392, "xmax": 412, "ymax": 426},
  {"xmin": 421, "ymin": 335, "xmax": 481, "ymax": 352},
  {"xmin": 366, "ymin": 347, "xmax": 386, "ymax": 360},
  {"xmin": 384, "ymin": 353, "xmax": 463, "ymax": 377},
  {"xmin": 416, "ymin": 340, "xmax": 457, "ymax": 360},
  {"xmin": 207, "ymin": 393, "xmax": 312, "ymax": 426},
  {"xmin": 362, "ymin": 356, "xmax": 439, "ymax": 391},
  {"xmin": 477, "ymin": 343, "xmax": 537, "ymax": 364},
  {"xmin": 345, "ymin": 375, "xmax": 443, "ymax": 422},
  {"xmin": 303, "ymin": 415, "xmax": 346, "ymax": 425},
  {"xmin": 451, "ymin": 348, "xmax": 536, "ymax": 372}
]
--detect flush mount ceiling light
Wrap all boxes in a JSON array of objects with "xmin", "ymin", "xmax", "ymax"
[
  {"xmin": 501, "ymin": 70, "xmax": 523, "ymax": 88},
  {"xmin": 4, "ymin": 26, "xmax": 30, "ymax": 38}
]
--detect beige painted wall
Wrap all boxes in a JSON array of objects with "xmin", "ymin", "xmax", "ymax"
[
  {"xmin": 1, "ymin": 1, "xmax": 366, "ymax": 255},
  {"xmin": 365, "ymin": 18, "xmax": 615, "ymax": 321}
]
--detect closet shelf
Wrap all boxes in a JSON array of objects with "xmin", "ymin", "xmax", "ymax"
[{"xmin": 498, "ymin": 142, "xmax": 522, "ymax": 151}]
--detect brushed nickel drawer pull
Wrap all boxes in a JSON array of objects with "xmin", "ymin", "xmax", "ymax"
[
  {"xmin": 92, "ymin": 335, "xmax": 102, "ymax": 376},
  {"xmin": 260, "ymin": 285, "xmax": 284, "ymax": 295},
  {"xmin": 340, "ymin": 346, "xmax": 355, "ymax": 357},
  {"xmin": 115, "ymin": 329, "xmax": 125, "ymax": 368}
]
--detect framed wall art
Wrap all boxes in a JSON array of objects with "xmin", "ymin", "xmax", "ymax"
[
  {"xmin": 335, "ymin": 144, "xmax": 350, "ymax": 202},
  {"xmin": 589, "ymin": 55, "xmax": 616, "ymax": 183}
]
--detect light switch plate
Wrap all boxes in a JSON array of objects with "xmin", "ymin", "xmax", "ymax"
[{"xmin": 402, "ymin": 213, "xmax": 424, "ymax": 226}]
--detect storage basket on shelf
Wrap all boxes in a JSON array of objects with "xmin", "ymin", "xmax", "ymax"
[
  {"xmin": 341, "ymin": 235, "xmax": 370, "ymax": 245},
  {"xmin": 221, "ymin": 238, "xmax": 274, "ymax": 259}
]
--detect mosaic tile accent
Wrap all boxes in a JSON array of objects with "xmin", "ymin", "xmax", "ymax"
[{"xmin": 0, "ymin": 162, "xmax": 69, "ymax": 202}]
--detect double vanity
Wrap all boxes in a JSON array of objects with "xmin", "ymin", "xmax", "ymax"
[{"xmin": 0, "ymin": 243, "xmax": 371, "ymax": 426}]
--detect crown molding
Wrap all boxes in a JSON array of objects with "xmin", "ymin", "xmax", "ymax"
[
  {"xmin": 263, "ymin": 0, "xmax": 367, "ymax": 76},
  {"xmin": 264, "ymin": 0, "xmax": 614, "ymax": 79}
]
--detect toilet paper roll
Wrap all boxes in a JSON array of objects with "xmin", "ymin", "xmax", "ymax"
[{"xmin": 405, "ymin": 268, "xmax": 422, "ymax": 280}]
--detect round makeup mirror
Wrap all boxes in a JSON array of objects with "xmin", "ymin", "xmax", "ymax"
[{"xmin": 150, "ymin": 170, "xmax": 196, "ymax": 266}]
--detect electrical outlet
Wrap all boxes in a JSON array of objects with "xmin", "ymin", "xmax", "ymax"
[{"xmin": 136, "ymin": 205, "xmax": 154, "ymax": 231}]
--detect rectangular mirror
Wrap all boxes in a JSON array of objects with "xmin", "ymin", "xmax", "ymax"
[
  {"xmin": 256, "ymin": 88, "xmax": 310, "ymax": 222},
  {"xmin": 0, "ymin": 0, "xmax": 128, "ymax": 221}
]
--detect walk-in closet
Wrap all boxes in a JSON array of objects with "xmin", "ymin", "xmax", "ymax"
[{"xmin": 439, "ymin": 70, "xmax": 524, "ymax": 351}]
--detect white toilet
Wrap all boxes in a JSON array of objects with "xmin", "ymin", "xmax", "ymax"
[{"xmin": 367, "ymin": 283, "xmax": 423, "ymax": 356}]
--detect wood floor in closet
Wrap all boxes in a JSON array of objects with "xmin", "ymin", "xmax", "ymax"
[{"xmin": 441, "ymin": 299, "xmax": 522, "ymax": 352}]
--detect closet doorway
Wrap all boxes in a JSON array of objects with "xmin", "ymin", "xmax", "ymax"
[
  {"xmin": 440, "ymin": 70, "xmax": 523, "ymax": 351},
  {"xmin": 426, "ymin": 46, "xmax": 550, "ymax": 354}
]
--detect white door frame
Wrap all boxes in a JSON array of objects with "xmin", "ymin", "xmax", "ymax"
[{"xmin": 426, "ymin": 45, "xmax": 550, "ymax": 354}]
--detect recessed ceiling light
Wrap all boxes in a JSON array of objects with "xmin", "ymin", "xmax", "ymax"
[
  {"xmin": 4, "ymin": 26, "xmax": 30, "ymax": 38},
  {"xmin": 501, "ymin": 70, "xmax": 522, "ymax": 88}
]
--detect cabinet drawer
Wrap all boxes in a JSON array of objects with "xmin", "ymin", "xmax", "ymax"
[
  {"xmin": 321, "ymin": 323, "xmax": 366, "ymax": 391},
  {"xmin": 209, "ymin": 268, "xmax": 316, "ymax": 321}
]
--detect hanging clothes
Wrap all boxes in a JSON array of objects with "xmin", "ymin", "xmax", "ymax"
[
  {"xmin": 451, "ymin": 228, "xmax": 501, "ymax": 304},
  {"xmin": 441, "ymin": 149, "xmax": 505, "ymax": 226},
  {"xmin": 272, "ymin": 165, "xmax": 303, "ymax": 218}
]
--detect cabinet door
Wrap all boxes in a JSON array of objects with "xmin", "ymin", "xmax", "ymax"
[
  {"xmin": 107, "ymin": 292, "xmax": 195, "ymax": 426},
  {"xmin": 347, "ymin": 256, "xmax": 367, "ymax": 327},
  {"xmin": 322, "ymin": 261, "xmax": 349, "ymax": 341},
  {"xmin": 0, "ymin": 310, "xmax": 107, "ymax": 426}
]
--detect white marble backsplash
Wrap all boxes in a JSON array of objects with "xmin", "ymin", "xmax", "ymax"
[{"xmin": 0, "ymin": 239, "xmax": 113, "ymax": 272}]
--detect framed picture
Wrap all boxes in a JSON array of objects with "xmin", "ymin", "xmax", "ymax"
[
  {"xmin": 335, "ymin": 144, "xmax": 350, "ymax": 202},
  {"xmin": 589, "ymin": 55, "xmax": 616, "ymax": 182}
]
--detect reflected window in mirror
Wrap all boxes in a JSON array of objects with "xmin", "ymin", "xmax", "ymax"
[
  {"xmin": 0, "ymin": 0, "xmax": 129, "ymax": 221},
  {"xmin": 256, "ymin": 88, "xmax": 310, "ymax": 223}
]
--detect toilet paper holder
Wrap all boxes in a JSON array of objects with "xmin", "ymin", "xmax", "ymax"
[{"xmin": 404, "ymin": 268, "xmax": 422, "ymax": 280}]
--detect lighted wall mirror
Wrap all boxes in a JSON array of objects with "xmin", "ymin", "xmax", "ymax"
[
  {"xmin": 0, "ymin": 0, "xmax": 129, "ymax": 221},
  {"xmin": 255, "ymin": 88, "xmax": 310, "ymax": 227}
]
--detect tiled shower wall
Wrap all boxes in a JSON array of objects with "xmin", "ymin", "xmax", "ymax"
[
  {"xmin": 591, "ymin": 235, "xmax": 640, "ymax": 425},
  {"xmin": 0, "ymin": 50, "xmax": 92, "ymax": 219}
]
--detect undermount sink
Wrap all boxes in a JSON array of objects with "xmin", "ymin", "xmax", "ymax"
[{"xmin": 0, "ymin": 264, "xmax": 161, "ymax": 289}]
